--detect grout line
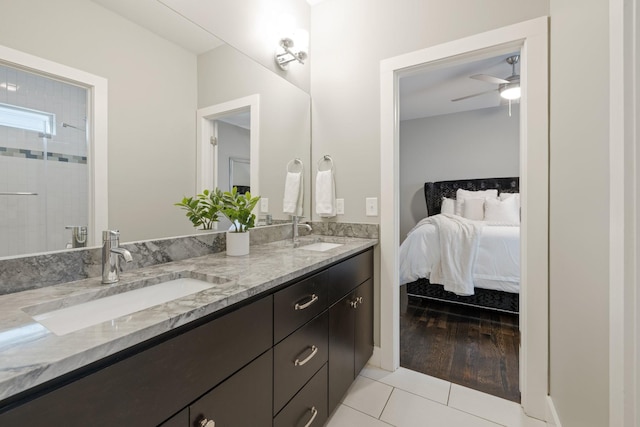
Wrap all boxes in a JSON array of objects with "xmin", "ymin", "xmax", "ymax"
[
  {"xmin": 446, "ymin": 382, "xmax": 452, "ymax": 405},
  {"xmin": 378, "ymin": 386, "xmax": 395, "ymax": 420},
  {"xmin": 340, "ymin": 403, "xmax": 396, "ymax": 426}
]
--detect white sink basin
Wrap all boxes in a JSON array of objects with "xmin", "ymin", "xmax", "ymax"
[
  {"xmin": 300, "ymin": 242, "xmax": 343, "ymax": 252},
  {"xmin": 29, "ymin": 278, "xmax": 218, "ymax": 336}
]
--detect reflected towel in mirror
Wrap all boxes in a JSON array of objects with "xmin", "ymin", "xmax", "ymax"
[{"xmin": 283, "ymin": 171, "xmax": 304, "ymax": 216}]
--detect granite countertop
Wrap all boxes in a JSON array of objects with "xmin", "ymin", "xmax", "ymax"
[{"xmin": 0, "ymin": 236, "xmax": 377, "ymax": 403}]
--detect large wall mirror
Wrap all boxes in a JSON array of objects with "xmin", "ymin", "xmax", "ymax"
[{"xmin": 0, "ymin": 0, "xmax": 311, "ymax": 258}]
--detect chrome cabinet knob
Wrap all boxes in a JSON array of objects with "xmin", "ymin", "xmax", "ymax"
[{"xmin": 199, "ymin": 418, "xmax": 215, "ymax": 427}]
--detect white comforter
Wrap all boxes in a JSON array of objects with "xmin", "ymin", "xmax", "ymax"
[{"xmin": 399, "ymin": 214, "xmax": 520, "ymax": 295}]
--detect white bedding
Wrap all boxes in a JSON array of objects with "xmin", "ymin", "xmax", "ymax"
[{"xmin": 399, "ymin": 214, "xmax": 520, "ymax": 295}]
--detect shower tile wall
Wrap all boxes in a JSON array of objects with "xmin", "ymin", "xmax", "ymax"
[{"xmin": 0, "ymin": 64, "xmax": 88, "ymax": 257}]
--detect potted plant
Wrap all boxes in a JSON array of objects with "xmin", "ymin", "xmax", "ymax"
[
  {"xmin": 175, "ymin": 188, "xmax": 223, "ymax": 230},
  {"xmin": 219, "ymin": 187, "xmax": 260, "ymax": 256}
]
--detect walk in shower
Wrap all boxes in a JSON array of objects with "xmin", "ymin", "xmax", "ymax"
[{"xmin": 0, "ymin": 63, "xmax": 89, "ymax": 257}]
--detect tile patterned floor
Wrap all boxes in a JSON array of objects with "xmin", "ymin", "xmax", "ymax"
[{"xmin": 325, "ymin": 366, "xmax": 547, "ymax": 427}]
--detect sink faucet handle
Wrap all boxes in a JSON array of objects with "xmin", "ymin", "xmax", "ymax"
[{"xmin": 103, "ymin": 229, "xmax": 120, "ymax": 242}]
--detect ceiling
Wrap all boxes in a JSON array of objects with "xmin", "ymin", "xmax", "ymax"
[{"xmin": 399, "ymin": 51, "xmax": 520, "ymax": 121}]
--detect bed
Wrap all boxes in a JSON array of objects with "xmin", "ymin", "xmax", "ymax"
[{"xmin": 400, "ymin": 177, "xmax": 520, "ymax": 313}]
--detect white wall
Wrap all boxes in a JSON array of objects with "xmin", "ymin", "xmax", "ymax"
[
  {"xmin": 0, "ymin": 0, "xmax": 199, "ymax": 243},
  {"xmin": 549, "ymin": 0, "xmax": 610, "ymax": 425},
  {"xmin": 399, "ymin": 105, "xmax": 519, "ymax": 238}
]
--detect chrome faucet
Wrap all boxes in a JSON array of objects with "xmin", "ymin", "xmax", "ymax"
[
  {"xmin": 102, "ymin": 230, "xmax": 133, "ymax": 284},
  {"xmin": 292, "ymin": 216, "xmax": 312, "ymax": 247}
]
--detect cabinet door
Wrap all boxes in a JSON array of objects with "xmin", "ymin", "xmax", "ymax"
[
  {"xmin": 354, "ymin": 279, "xmax": 374, "ymax": 375},
  {"xmin": 190, "ymin": 350, "xmax": 273, "ymax": 427},
  {"xmin": 328, "ymin": 293, "xmax": 356, "ymax": 413}
]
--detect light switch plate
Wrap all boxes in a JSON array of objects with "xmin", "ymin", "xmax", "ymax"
[
  {"xmin": 260, "ymin": 198, "xmax": 269, "ymax": 213},
  {"xmin": 366, "ymin": 197, "xmax": 378, "ymax": 216},
  {"xmin": 336, "ymin": 198, "xmax": 344, "ymax": 215}
]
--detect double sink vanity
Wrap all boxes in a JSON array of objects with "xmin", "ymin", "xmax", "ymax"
[{"xmin": 0, "ymin": 231, "xmax": 376, "ymax": 426}]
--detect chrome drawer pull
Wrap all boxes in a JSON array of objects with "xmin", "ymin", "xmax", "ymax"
[
  {"xmin": 350, "ymin": 300, "xmax": 358, "ymax": 309},
  {"xmin": 356, "ymin": 296, "xmax": 363, "ymax": 304},
  {"xmin": 295, "ymin": 294, "xmax": 318, "ymax": 310},
  {"xmin": 303, "ymin": 406, "xmax": 318, "ymax": 427},
  {"xmin": 294, "ymin": 345, "xmax": 318, "ymax": 366}
]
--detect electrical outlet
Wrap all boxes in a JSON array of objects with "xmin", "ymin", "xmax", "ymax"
[
  {"xmin": 260, "ymin": 198, "xmax": 269, "ymax": 213},
  {"xmin": 366, "ymin": 197, "xmax": 378, "ymax": 216},
  {"xmin": 336, "ymin": 198, "xmax": 345, "ymax": 215}
]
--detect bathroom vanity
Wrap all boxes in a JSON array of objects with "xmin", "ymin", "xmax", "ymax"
[{"xmin": 0, "ymin": 238, "xmax": 375, "ymax": 426}]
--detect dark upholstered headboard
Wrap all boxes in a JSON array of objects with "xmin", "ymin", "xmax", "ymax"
[{"xmin": 424, "ymin": 177, "xmax": 519, "ymax": 216}]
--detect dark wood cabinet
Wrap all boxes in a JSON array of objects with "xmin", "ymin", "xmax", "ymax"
[
  {"xmin": 273, "ymin": 364, "xmax": 328, "ymax": 427},
  {"xmin": 0, "ymin": 248, "xmax": 374, "ymax": 427},
  {"xmin": 189, "ymin": 350, "xmax": 273, "ymax": 427},
  {"xmin": 273, "ymin": 311, "xmax": 328, "ymax": 414},
  {"xmin": 0, "ymin": 296, "xmax": 273, "ymax": 427},
  {"xmin": 328, "ymin": 276, "xmax": 374, "ymax": 414}
]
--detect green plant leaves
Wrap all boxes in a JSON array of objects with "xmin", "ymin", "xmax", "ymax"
[
  {"xmin": 219, "ymin": 187, "xmax": 261, "ymax": 232},
  {"xmin": 174, "ymin": 188, "xmax": 223, "ymax": 230}
]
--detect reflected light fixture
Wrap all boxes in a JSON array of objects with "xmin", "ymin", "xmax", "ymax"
[{"xmin": 275, "ymin": 37, "xmax": 308, "ymax": 70}]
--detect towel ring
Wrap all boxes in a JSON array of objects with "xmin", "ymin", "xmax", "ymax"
[
  {"xmin": 287, "ymin": 158, "xmax": 304, "ymax": 173},
  {"xmin": 317, "ymin": 154, "xmax": 334, "ymax": 172}
]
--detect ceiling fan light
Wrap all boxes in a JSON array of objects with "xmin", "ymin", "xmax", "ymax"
[{"xmin": 500, "ymin": 84, "xmax": 521, "ymax": 100}]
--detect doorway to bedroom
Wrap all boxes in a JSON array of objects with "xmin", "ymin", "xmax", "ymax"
[
  {"xmin": 380, "ymin": 17, "xmax": 549, "ymax": 419},
  {"xmin": 397, "ymin": 51, "xmax": 522, "ymax": 402}
]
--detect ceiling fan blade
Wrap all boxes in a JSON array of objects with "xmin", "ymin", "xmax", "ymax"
[
  {"xmin": 470, "ymin": 74, "xmax": 510, "ymax": 85},
  {"xmin": 451, "ymin": 88, "xmax": 498, "ymax": 102}
]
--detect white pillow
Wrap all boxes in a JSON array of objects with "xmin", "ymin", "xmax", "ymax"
[
  {"xmin": 462, "ymin": 198, "xmax": 485, "ymax": 220},
  {"xmin": 500, "ymin": 192, "xmax": 520, "ymax": 207},
  {"xmin": 455, "ymin": 189, "xmax": 498, "ymax": 216},
  {"xmin": 484, "ymin": 196, "xmax": 520, "ymax": 224},
  {"xmin": 441, "ymin": 197, "xmax": 455, "ymax": 215}
]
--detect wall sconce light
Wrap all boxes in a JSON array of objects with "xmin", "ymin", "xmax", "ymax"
[{"xmin": 275, "ymin": 37, "xmax": 308, "ymax": 70}]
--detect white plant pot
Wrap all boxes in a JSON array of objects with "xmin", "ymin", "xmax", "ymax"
[{"xmin": 226, "ymin": 231, "xmax": 250, "ymax": 256}]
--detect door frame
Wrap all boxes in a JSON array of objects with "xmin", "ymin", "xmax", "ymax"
[
  {"xmin": 379, "ymin": 17, "xmax": 549, "ymax": 419},
  {"xmin": 0, "ymin": 43, "xmax": 108, "ymax": 247},
  {"xmin": 196, "ymin": 94, "xmax": 260, "ymax": 197}
]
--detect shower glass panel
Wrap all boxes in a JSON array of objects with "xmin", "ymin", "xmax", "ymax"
[{"xmin": 0, "ymin": 63, "xmax": 89, "ymax": 257}]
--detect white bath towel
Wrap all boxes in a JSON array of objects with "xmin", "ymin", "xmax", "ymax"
[
  {"xmin": 315, "ymin": 169, "xmax": 336, "ymax": 217},
  {"xmin": 283, "ymin": 171, "xmax": 303, "ymax": 216}
]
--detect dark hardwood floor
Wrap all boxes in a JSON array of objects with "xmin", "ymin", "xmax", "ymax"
[{"xmin": 400, "ymin": 296, "xmax": 521, "ymax": 402}]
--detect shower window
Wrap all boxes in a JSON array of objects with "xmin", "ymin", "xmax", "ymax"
[{"xmin": 0, "ymin": 103, "xmax": 55, "ymax": 136}]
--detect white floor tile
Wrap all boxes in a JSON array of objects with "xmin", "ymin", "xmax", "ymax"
[
  {"xmin": 448, "ymin": 384, "xmax": 547, "ymax": 427},
  {"xmin": 325, "ymin": 404, "xmax": 394, "ymax": 427},
  {"xmin": 341, "ymin": 375, "xmax": 394, "ymax": 418},
  {"xmin": 381, "ymin": 388, "xmax": 502, "ymax": 427},
  {"xmin": 360, "ymin": 365, "xmax": 451, "ymax": 404}
]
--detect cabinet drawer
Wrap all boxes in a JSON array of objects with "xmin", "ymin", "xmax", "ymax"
[
  {"xmin": 328, "ymin": 249, "xmax": 373, "ymax": 305},
  {"xmin": 190, "ymin": 349, "xmax": 273, "ymax": 427},
  {"xmin": 274, "ymin": 270, "xmax": 328, "ymax": 343},
  {"xmin": 274, "ymin": 364, "xmax": 328, "ymax": 427},
  {"xmin": 274, "ymin": 311, "xmax": 328, "ymax": 414}
]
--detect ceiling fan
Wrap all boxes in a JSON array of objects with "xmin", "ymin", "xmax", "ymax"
[{"xmin": 451, "ymin": 55, "xmax": 521, "ymax": 102}]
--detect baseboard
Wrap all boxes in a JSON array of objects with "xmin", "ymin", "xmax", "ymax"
[
  {"xmin": 546, "ymin": 395, "xmax": 562, "ymax": 427},
  {"xmin": 367, "ymin": 346, "xmax": 382, "ymax": 368}
]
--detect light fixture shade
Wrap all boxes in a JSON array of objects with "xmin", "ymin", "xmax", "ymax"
[{"xmin": 500, "ymin": 84, "xmax": 521, "ymax": 100}]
